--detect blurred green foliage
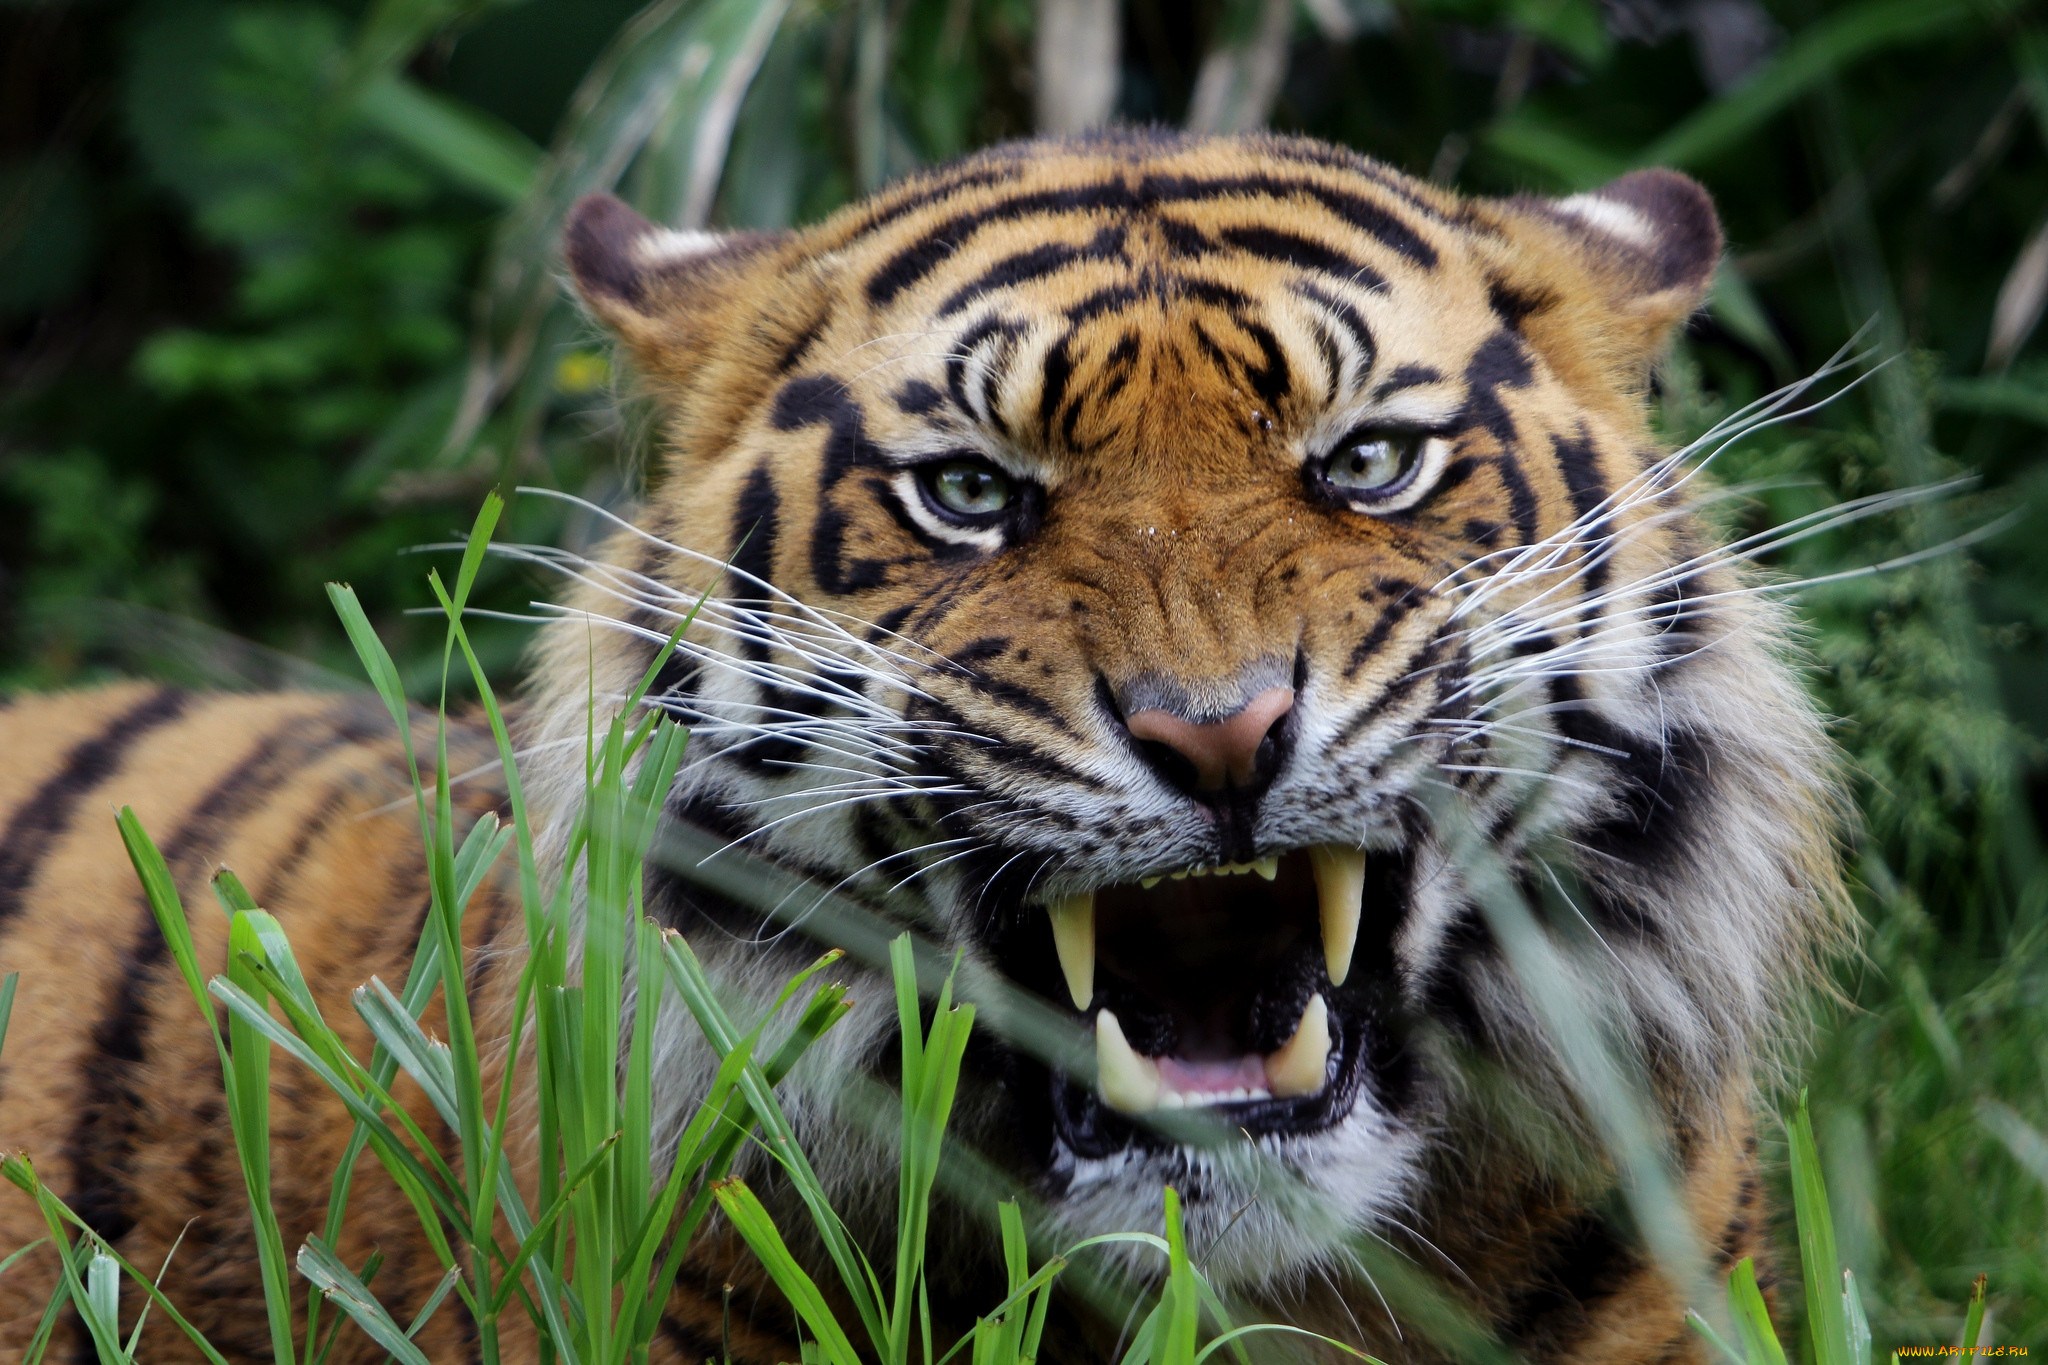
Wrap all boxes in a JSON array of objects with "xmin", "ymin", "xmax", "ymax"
[{"xmin": 2, "ymin": 0, "xmax": 2045, "ymax": 1354}]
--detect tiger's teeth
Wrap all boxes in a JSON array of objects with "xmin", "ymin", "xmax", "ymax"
[
  {"xmin": 1265, "ymin": 993, "xmax": 1332, "ymax": 1098},
  {"xmin": 1308, "ymin": 845, "xmax": 1366, "ymax": 986},
  {"xmin": 1095, "ymin": 1010, "xmax": 1161, "ymax": 1113},
  {"xmin": 1047, "ymin": 892, "xmax": 1096, "ymax": 1010},
  {"xmin": 1140, "ymin": 875, "xmax": 1162, "ymax": 890},
  {"xmin": 1252, "ymin": 855, "xmax": 1279, "ymax": 880}
]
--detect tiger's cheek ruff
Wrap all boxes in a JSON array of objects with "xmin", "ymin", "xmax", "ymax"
[{"xmin": 552, "ymin": 132, "xmax": 1849, "ymax": 1322}]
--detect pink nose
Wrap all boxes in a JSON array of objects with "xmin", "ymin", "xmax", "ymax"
[{"xmin": 1125, "ymin": 687, "xmax": 1295, "ymax": 793}]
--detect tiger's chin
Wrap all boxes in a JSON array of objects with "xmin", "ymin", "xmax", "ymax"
[{"xmin": 980, "ymin": 845, "xmax": 1430, "ymax": 1289}]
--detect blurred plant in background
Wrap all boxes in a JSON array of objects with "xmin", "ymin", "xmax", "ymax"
[{"xmin": 2, "ymin": 0, "xmax": 2044, "ymax": 1353}]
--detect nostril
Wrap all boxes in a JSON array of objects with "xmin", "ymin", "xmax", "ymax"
[
  {"xmin": 1135, "ymin": 738, "xmax": 1202, "ymax": 794},
  {"xmin": 1253, "ymin": 712, "xmax": 1288, "ymax": 780}
]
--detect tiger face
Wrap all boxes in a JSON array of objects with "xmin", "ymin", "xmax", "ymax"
[{"xmin": 548, "ymin": 131, "xmax": 1841, "ymax": 1296}]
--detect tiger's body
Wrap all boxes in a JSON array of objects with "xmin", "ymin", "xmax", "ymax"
[{"xmin": 1, "ymin": 130, "xmax": 1841, "ymax": 1362}]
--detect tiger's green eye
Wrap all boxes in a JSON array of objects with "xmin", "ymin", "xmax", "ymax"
[
  {"xmin": 1321, "ymin": 433, "xmax": 1422, "ymax": 494},
  {"xmin": 924, "ymin": 459, "xmax": 1015, "ymax": 519}
]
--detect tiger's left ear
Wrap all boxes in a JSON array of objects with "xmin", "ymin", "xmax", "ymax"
[
  {"xmin": 1504, "ymin": 169, "xmax": 1723, "ymax": 377},
  {"xmin": 563, "ymin": 193, "xmax": 790, "ymax": 383}
]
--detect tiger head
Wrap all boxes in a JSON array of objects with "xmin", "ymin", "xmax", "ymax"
[{"xmin": 543, "ymin": 131, "xmax": 1844, "ymax": 1292}]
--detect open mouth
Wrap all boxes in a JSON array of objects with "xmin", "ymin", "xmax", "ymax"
[{"xmin": 1005, "ymin": 846, "xmax": 1403, "ymax": 1158}]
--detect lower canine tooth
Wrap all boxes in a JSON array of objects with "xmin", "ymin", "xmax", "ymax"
[
  {"xmin": 1308, "ymin": 845, "xmax": 1366, "ymax": 986},
  {"xmin": 1047, "ymin": 892, "xmax": 1095, "ymax": 1010},
  {"xmin": 1095, "ymin": 1010, "xmax": 1161, "ymax": 1113},
  {"xmin": 1266, "ymin": 993, "xmax": 1332, "ymax": 1098}
]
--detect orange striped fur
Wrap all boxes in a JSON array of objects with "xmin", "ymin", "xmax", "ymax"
[{"xmin": 1, "ymin": 131, "xmax": 1842, "ymax": 1362}]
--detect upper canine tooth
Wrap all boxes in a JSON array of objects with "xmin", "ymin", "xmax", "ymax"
[
  {"xmin": 1265, "ymin": 993, "xmax": 1332, "ymax": 1098},
  {"xmin": 1047, "ymin": 892, "xmax": 1095, "ymax": 1010},
  {"xmin": 1308, "ymin": 846, "xmax": 1366, "ymax": 986},
  {"xmin": 1252, "ymin": 855, "xmax": 1279, "ymax": 881},
  {"xmin": 1140, "ymin": 875, "xmax": 1162, "ymax": 890},
  {"xmin": 1095, "ymin": 1010, "xmax": 1161, "ymax": 1113}
]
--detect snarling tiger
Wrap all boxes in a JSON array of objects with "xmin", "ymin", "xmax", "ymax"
[{"xmin": 0, "ymin": 130, "xmax": 1846, "ymax": 1362}]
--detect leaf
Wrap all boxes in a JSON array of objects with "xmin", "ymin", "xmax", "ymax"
[
  {"xmin": 1726, "ymin": 1257, "xmax": 1789, "ymax": 1365},
  {"xmin": 1985, "ymin": 214, "xmax": 2048, "ymax": 371},
  {"xmin": 711, "ymin": 1180, "xmax": 864, "ymax": 1365},
  {"xmin": 1640, "ymin": 0, "xmax": 2005, "ymax": 173},
  {"xmin": 357, "ymin": 77, "xmax": 540, "ymax": 206},
  {"xmin": 298, "ymin": 1236, "xmax": 435, "ymax": 1365},
  {"xmin": 451, "ymin": 0, "xmax": 795, "ymax": 458},
  {"xmin": 1786, "ymin": 1094, "xmax": 1851, "ymax": 1365},
  {"xmin": 1962, "ymin": 1272, "xmax": 1989, "ymax": 1351}
]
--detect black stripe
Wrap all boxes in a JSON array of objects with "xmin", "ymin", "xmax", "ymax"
[
  {"xmin": 1342, "ymin": 582, "xmax": 1430, "ymax": 680},
  {"xmin": 1238, "ymin": 317, "xmax": 1292, "ymax": 408},
  {"xmin": 729, "ymin": 463, "xmax": 782, "ymax": 616},
  {"xmin": 1294, "ymin": 280, "xmax": 1375, "ymax": 378},
  {"xmin": 1551, "ymin": 430, "xmax": 1609, "ymax": 529},
  {"xmin": 62, "ymin": 708, "xmax": 369, "ymax": 1250},
  {"xmin": 1332, "ymin": 636, "xmax": 1451, "ymax": 749},
  {"xmin": 1372, "ymin": 362, "xmax": 1441, "ymax": 401},
  {"xmin": 1494, "ymin": 1209, "xmax": 1639, "ymax": 1346},
  {"xmin": 867, "ymin": 180, "xmax": 1141, "ymax": 307},
  {"xmin": 942, "ymin": 315, "xmax": 1021, "ymax": 424},
  {"xmin": 1497, "ymin": 454, "xmax": 1541, "ymax": 548},
  {"xmin": 1551, "ymin": 429, "xmax": 1616, "ymax": 606},
  {"xmin": 1065, "ymin": 280, "xmax": 1145, "ymax": 325},
  {"xmin": 1458, "ymin": 329, "xmax": 1532, "ymax": 450},
  {"xmin": 1305, "ymin": 315, "xmax": 1343, "ymax": 405},
  {"xmin": 865, "ymin": 171, "xmax": 1435, "ymax": 309},
  {"xmin": 1038, "ymin": 330, "xmax": 1076, "ymax": 441},
  {"xmin": 659, "ymin": 1309, "xmax": 729, "ymax": 1362},
  {"xmin": 935, "ymin": 225, "xmax": 1126, "ymax": 318},
  {"xmin": 1144, "ymin": 173, "xmax": 1439, "ymax": 267},
  {"xmin": 774, "ymin": 314, "xmax": 826, "ymax": 373},
  {"xmin": 770, "ymin": 376, "xmax": 891, "ymax": 595},
  {"xmin": 1217, "ymin": 224, "xmax": 1385, "ymax": 292},
  {"xmin": 893, "ymin": 378, "xmax": 942, "ymax": 415},
  {"xmin": 0, "ymin": 688, "xmax": 190, "ymax": 935}
]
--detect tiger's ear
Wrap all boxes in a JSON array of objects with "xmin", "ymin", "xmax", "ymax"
[
  {"xmin": 563, "ymin": 193, "xmax": 789, "ymax": 380},
  {"xmin": 1504, "ymin": 169, "xmax": 1723, "ymax": 376}
]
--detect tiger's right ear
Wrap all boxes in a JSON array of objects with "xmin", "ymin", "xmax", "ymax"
[{"xmin": 563, "ymin": 194, "xmax": 788, "ymax": 376}]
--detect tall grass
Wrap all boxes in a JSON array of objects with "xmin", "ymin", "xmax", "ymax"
[
  {"xmin": 0, "ymin": 496, "xmax": 1375, "ymax": 1363},
  {"xmin": 0, "ymin": 492, "xmax": 2017, "ymax": 1363}
]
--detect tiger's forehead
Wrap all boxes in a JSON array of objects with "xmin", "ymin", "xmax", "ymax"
[{"xmin": 805, "ymin": 135, "xmax": 1511, "ymax": 476}]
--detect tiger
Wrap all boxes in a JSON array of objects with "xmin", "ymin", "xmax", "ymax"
[{"xmin": 0, "ymin": 128, "xmax": 1847, "ymax": 1363}]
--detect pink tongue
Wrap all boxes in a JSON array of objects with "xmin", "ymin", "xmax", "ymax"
[{"xmin": 1155, "ymin": 1055, "xmax": 1268, "ymax": 1095}]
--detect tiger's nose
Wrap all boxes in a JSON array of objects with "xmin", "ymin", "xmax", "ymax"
[{"xmin": 1124, "ymin": 686, "xmax": 1295, "ymax": 799}]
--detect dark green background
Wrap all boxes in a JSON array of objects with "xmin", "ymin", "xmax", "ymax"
[{"xmin": 2, "ymin": 0, "xmax": 2043, "ymax": 1351}]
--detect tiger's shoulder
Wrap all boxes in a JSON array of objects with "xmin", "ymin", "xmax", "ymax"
[{"xmin": 0, "ymin": 683, "xmax": 516, "ymax": 1362}]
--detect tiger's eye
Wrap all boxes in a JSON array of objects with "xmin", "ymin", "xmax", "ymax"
[
  {"xmin": 925, "ymin": 459, "xmax": 1015, "ymax": 518},
  {"xmin": 1321, "ymin": 434, "xmax": 1419, "ymax": 493}
]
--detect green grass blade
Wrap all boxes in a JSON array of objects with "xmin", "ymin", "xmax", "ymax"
[
  {"xmin": 357, "ymin": 77, "xmax": 538, "ymax": 205},
  {"xmin": 1728, "ymin": 1260, "xmax": 1799, "ymax": 1365},
  {"xmin": 353, "ymin": 978, "xmax": 462, "ymax": 1126},
  {"xmin": 1786, "ymin": 1093, "xmax": 1851, "ymax": 1365},
  {"xmin": 1961, "ymin": 1273, "xmax": 1988, "ymax": 1350},
  {"xmin": 1640, "ymin": 0, "xmax": 2001, "ymax": 171},
  {"xmin": 219, "ymin": 902, "xmax": 299, "ymax": 1365},
  {"xmin": 404, "ymin": 1265, "xmax": 465, "ymax": 1340},
  {"xmin": 1, "ymin": 1156, "xmax": 235, "ymax": 1365},
  {"xmin": 711, "ymin": 1179, "xmax": 864, "ymax": 1365},
  {"xmin": 84, "ymin": 1250, "xmax": 122, "ymax": 1361},
  {"xmin": 0, "ymin": 1236, "xmax": 50, "ymax": 1283},
  {"xmin": 1685, "ymin": 1308, "xmax": 1749, "ymax": 1365},
  {"xmin": 1842, "ymin": 1268, "xmax": 1872, "ymax": 1364},
  {"xmin": 113, "ymin": 809, "xmax": 216, "ymax": 1032},
  {"xmin": 298, "ymin": 1236, "xmax": 434, "ymax": 1365}
]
